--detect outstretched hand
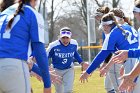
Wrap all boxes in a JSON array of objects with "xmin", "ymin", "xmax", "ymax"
[
  {"xmin": 112, "ymin": 50, "xmax": 128, "ymax": 64},
  {"xmin": 49, "ymin": 68, "xmax": 62, "ymax": 84},
  {"xmin": 79, "ymin": 71, "xmax": 90, "ymax": 83},
  {"xmin": 118, "ymin": 74, "xmax": 135, "ymax": 92},
  {"xmin": 27, "ymin": 56, "xmax": 34, "ymax": 70},
  {"xmin": 99, "ymin": 67, "xmax": 108, "ymax": 77},
  {"xmin": 81, "ymin": 62, "xmax": 89, "ymax": 71},
  {"xmin": 30, "ymin": 71, "xmax": 42, "ymax": 82}
]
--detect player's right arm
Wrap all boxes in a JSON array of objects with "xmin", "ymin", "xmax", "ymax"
[
  {"xmin": 86, "ymin": 50, "xmax": 112, "ymax": 74},
  {"xmin": 80, "ymin": 32, "xmax": 117, "ymax": 82},
  {"xmin": 80, "ymin": 50, "xmax": 112, "ymax": 83}
]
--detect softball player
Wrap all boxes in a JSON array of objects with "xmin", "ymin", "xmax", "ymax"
[
  {"xmin": 95, "ymin": 6, "xmax": 119, "ymax": 93},
  {"xmin": 0, "ymin": 0, "xmax": 51, "ymax": 93},
  {"xmin": 46, "ymin": 27, "xmax": 89, "ymax": 93},
  {"xmin": 80, "ymin": 12, "xmax": 140, "ymax": 93},
  {"xmin": 109, "ymin": 0, "xmax": 140, "ymax": 92},
  {"xmin": 133, "ymin": 0, "xmax": 140, "ymax": 47},
  {"xmin": 100, "ymin": 8, "xmax": 135, "ymax": 93}
]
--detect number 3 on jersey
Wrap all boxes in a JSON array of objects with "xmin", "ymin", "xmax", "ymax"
[{"xmin": 62, "ymin": 59, "xmax": 67, "ymax": 64}]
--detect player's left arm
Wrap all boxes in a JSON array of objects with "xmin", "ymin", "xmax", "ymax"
[{"xmin": 74, "ymin": 51, "xmax": 89, "ymax": 71}]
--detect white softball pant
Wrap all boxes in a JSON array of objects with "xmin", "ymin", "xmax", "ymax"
[
  {"xmin": 0, "ymin": 58, "xmax": 31, "ymax": 93},
  {"xmin": 108, "ymin": 63, "xmax": 122, "ymax": 92},
  {"xmin": 54, "ymin": 67, "xmax": 74, "ymax": 93}
]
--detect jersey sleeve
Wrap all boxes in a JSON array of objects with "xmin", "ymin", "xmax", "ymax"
[
  {"xmin": 28, "ymin": 9, "xmax": 51, "ymax": 88},
  {"xmin": 128, "ymin": 49, "xmax": 140, "ymax": 58},
  {"xmin": 29, "ymin": 11, "xmax": 45, "ymax": 43},
  {"xmin": 31, "ymin": 63, "xmax": 41, "ymax": 76},
  {"xmin": 71, "ymin": 39, "xmax": 83, "ymax": 63},
  {"xmin": 32, "ymin": 42, "xmax": 51, "ymax": 88},
  {"xmin": 86, "ymin": 50, "xmax": 113, "ymax": 74},
  {"xmin": 74, "ymin": 51, "xmax": 83, "ymax": 64}
]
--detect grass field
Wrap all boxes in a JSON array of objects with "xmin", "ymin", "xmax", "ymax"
[{"xmin": 31, "ymin": 67, "xmax": 106, "ymax": 93}]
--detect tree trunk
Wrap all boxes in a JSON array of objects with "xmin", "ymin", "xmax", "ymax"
[
  {"xmin": 49, "ymin": 0, "xmax": 55, "ymax": 42},
  {"xmin": 112, "ymin": 0, "xmax": 120, "ymax": 8}
]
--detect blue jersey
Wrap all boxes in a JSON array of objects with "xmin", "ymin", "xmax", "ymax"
[
  {"xmin": 0, "ymin": 3, "xmax": 44, "ymax": 60},
  {"xmin": 86, "ymin": 24, "xmax": 139, "ymax": 74},
  {"xmin": 0, "ymin": 3, "xmax": 51, "ymax": 88},
  {"xmin": 47, "ymin": 39, "xmax": 83, "ymax": 70},
  {"xmin": 128, "ymin": 27, "xmax": 140, "ymax": 58}
]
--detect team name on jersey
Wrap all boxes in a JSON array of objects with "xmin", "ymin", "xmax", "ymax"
[{"xmin": 55, "ymin": 52, "xmax": 74, "ymax": 58}]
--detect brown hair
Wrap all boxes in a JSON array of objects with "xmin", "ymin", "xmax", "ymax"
[
  {"xmin": 96, "ymin": 6, "xmax": 110, "ymax": 14},
  {"xmin": 101, "ymin": 12, "xmax": 128, "ymax": 38},
  {"xmin": 123, "ymin": 17, "xmax": 132, "ymax": 26},
  {"xmin": 110, "ymin": 8, "xmax": 132, "ymax": 26},
  {"xmin": 2, "ymin": 0, "xmax": 31, "ymax": 29},
  {"xmin": 7, "ymin": 1, "xmax": 24, "ymax": 29},
  {"xmin": 0, "ymin": 0, "xmax": 15, "ymax": 12}
]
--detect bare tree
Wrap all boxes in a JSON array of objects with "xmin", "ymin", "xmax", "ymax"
[
  {"xmin": 47, "ymin": 0, "xmax": 67, "ymax": 42},
  {"xmin": 71, "ymin": 0, "xmax": 121, "ymax": 26},
  {"xmin": 71, "ymin": 0, "xmax": 87, "ymax": 26},
  {"xmin": 95, "ymin": 0, "xmax": 121, "ymax": 8},
  {"xmin": 38, "ymin": 0, "xmax": 43, "ymax": 12},
  {"xmin": 54, "ymin": 12, "xmax": 87, "ymax": 43},
  {"xmin": 38, "ymin": 0, "xmax": 122, "ymax": 43},
  {"xmin": 95, "ymin": 0, "xmax": 102, "ymax": 7},
  {"xmin": 112, "ymin": 0, "xmax": 120, "ymax": 7},
  {"xmin": 38, "ymin": 0, "xmax": 67, "ymax": 42},
  {"xmin": 80, "ymin": 0, "xmax": 87, "ymax": 25},
  {"xmin": 49, "ymin": 0, "xmax": 55, "ymax": 42}
]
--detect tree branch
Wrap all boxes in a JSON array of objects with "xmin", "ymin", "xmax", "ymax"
[{"xmin": 95, "ymin": 0, "xmax": 102, "ymax": 7}]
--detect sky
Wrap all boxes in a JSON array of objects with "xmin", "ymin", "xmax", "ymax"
[
  {"xmin": 0, "ymin": 0, "xmax": 135, "ymax": 19},
  {"xmin": 44, "ymin": 0, "xmax": 135, "ymax": 19},
  {"xmin": 89, "ymin": 0, "xmax": 134, "ymax": 18}
]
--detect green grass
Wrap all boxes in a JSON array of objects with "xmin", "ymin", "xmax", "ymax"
[{"xmin": 31, "ymin": 67, "xmax": 106, "ymax": 93}]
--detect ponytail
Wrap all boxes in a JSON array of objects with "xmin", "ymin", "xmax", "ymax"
[
  {"xmin": 123, "ymin": 17, "xmax": 133, "ymax": 26},
  {"xmin": 7, "ymin": 1, "xmax": 24, "ymax": 29},
  {"xmin": 110, "ymin": 12, "xmax": 128, "ymax": 39}
]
